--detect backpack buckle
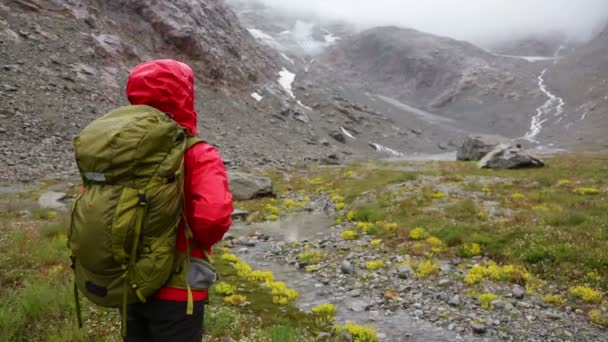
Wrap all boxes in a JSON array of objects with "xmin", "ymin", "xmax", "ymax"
[{"xmin": 138, "ymin": 194, "xmax": 147, "ymax": 206}]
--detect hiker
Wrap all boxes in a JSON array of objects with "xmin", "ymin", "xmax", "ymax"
[{"xmin": 68, "ymin": 59, "xmax": 233, "ymax": 342}]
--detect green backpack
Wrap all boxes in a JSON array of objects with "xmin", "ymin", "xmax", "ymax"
[{"xmin": 68, "ymin": 105, "xmax": 204, "ymax": 334}]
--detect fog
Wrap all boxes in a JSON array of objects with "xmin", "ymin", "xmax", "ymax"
[{"xmin": 237, "ymin": 0, "xmax": 608, "ymax": 46}]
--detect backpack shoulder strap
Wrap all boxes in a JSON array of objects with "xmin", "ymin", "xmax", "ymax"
[{"xmin": 186, "ymin": 136, "xmax": 205, "ymax": 150}]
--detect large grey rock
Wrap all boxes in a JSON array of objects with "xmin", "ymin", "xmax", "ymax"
[
  {"xmin": 478, "ymin": 144, "xmax": 544, "ymax": 169},
  {"xmin": 457, "ymin": 134, "xmax": 508, "ymax": 161},
  {"xmin": 398, "ymin": 264, "xmax": 415, "ymax": 279},
  {"xmin": 228, "ymin": 172, "xmax": 274, "ymax": 200},
  {"xmin": 38, "ymin": 191, "xmax": 69, "ymax": 212},
  {"xmin": 346, "ymin": 298, "xmax": 371, "ymax": 312}
]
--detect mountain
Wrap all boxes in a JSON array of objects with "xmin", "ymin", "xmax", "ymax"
[
  {"xmin": 309, "ymin": 26, "xmax": 545, "ymax": 138},
  {"xmin": 543, "ymin": 24, "xmax": 608, "ymax": 148},
  {"xmin": 0, "ymin": 0, "xmax": 443, "ymax": 182}
]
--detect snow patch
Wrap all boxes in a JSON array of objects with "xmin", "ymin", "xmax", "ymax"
[
  {"xmin": 370, "ymin": 143, "xmax": 404, "ymax": 157},
  {"xmin": 251, "ymin": 92, "xmax": 263, "ymax": 102},
  {"xmin": 324, "ymin": 33, "xmax": 340, "ymax": 44},
  {"xmin": 278, "ymin": 68, "xmax": 296, "ymax": 98},
  {"xmin": 297, "ymin": 100, "xmax": 312, "ymax": 111},
  {"xmin": 248, "ymin": 28, "xmax": 282, "ymax": 50},
  {"xmin": 340, "ymin": 127, "xmax": 356, "ymax": 139},
  {"xmin": 280, "ymin": 53, "xmax": 295, "ymax": 64}
]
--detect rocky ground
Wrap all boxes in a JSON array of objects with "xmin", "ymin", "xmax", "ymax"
[{"xmin": 221, "ymin": 158, "xmax": 608, "ymax": 341}]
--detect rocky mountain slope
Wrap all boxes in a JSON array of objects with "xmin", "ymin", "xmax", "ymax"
[
  {"xmin": 1, "ymin": 0, "xmax": 444, "ymax": 182},
  {"xmin": 543, "ymin": 24, "xmax": 608, "ymax": 148},
  {"xmin": 309, "ymin": 26, "xmax": 548, "ymax": 139}
]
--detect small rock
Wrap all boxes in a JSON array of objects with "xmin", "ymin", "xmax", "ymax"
[
  {"xmin": 346, "ymin": 299, "xmax": 370, "ymax": 312},
  {"xmin": 18, "ymin": 210, "xmax": 32, "ymax": 218},
  {"xmin": 448, "ymin": 295, "xmax": 461, "ymax": 307},
  {"xmin": 231, "ymin": 209, "xmax": 250, "ymax": 221},
  {"xmin": 491, "ymin": 300, "xmax": 506, "ymax": 309},
  {"xmin": 471, "ymin": 323, "xmax": 487, "ymax": 334},
  {"xmin": 398, "ymin": 264, "xmax": 414, "ymax": 279},
  {"xmin": 329, "ymin": 130, "xmax": 346, "ymax": 143},
  {"xmin": 340, "ymin": 261, "xmax": 354, "ymax": 274},
  {"xmin": 438, "ymin": 279, "xmax": 452, "ymax": 287},
  {"xmin": 237, "ymin": 248, "xmax": 249, "ymax": 254},
  {"xmin": 348, "ymin": 289, "xmax": 361, "ymax": 297},
  {"xmin": 237, "ymin": 238, "xmax": 257, "ymax": 247},
  {"xmin": 512, "ymin": 285, "xmax": 525, "ymax": 299}
]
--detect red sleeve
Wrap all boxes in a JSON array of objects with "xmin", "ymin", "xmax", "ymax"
[{"xmin": 184, "ymin": 143, "xmax": 233, "ymax": 249}]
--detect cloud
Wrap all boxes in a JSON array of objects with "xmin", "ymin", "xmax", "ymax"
[{"xmin": 235, "ymin": 0, "xmax": 608, "ymax": 46}]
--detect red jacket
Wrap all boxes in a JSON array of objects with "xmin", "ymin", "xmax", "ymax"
[{"xmin": 126, "ymin": 60, "xmax": 233, "ymax": 302}]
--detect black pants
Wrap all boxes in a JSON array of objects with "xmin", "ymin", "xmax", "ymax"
[{"xmin": 123, "ymin": 299, "xmax": 205, "ymax": 342}]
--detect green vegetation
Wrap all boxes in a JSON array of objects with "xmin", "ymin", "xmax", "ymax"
[{"xmin": 0, "ymin": 211, "xmax": 340, "ymax": 342}]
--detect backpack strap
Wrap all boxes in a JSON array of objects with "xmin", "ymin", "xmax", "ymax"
[{"xmin": 186, "ymin": 136, "xmax": 205, "ymax": 150}]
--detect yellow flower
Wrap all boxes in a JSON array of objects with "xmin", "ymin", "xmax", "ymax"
[
  {"xmin": 224, "ymin": 294, "xmax": 247, "ymax": 305},
  {"xmin": 336, "ymin": 203, "xmax": 346, "ymax": 210},
  {"xmin": 570, "ymin": 286, "xmax": 603, "ymax": 303},
  {"xmin": 366, "ymin": 260, "xmax": 386, "ymax": 271},
  {"xmin": 431, "ymin": 192, "xmax": 447, "ymax": 199},
  {"xmin": 370, "ymin": 239, "xmax": 382, "ymax": 247},
  {"xmin": 462, "ymin": 243, "xmax": 482, "ymax": 257},
  {"xmin": 221, "ymin": 253, "xmax": 240, "ymax": 263},
  {"xmin": 336, "ymin": 323, "xmax": 378, "ymax": 342},
  {"xmin": 247, "ymin": 270, "xmax": 274, "ymax": 283},
  {"xmin": 511, "ymin": 193, "xmax": 526, "ymax": 200},
  {"xmin": 588, "ymin": 310, "xmax": 608, "ymax": 327},
  {"xmin": 214, "ymin": 282, "xmax": 237, "ymax": 296},
  {"xmin": 346, "ymin": 210, "xmax": 357, "ymax": 221},
  {"xmin": 233, "ymin": 262, "xmax": 253, "ymax": 278},
  {"xmin": 311, "ymin": 303, "xmax": 337, "ymax": 323},
  {"xmin": 478, "ymin": 293, "xmax": 498, "ymax": 310},
  {"xmin": 543, "ymin": 294, "xmax": 566, "ymax": 306},
  {"xmin": 297, "ymin": 250, "xmax": 327, "ymax": 264},
  {"xmin": 557, "ymin": 179, "xmax": 572, "ymax": 186},
  {"xmin": 305, "ymin": 264, "xmax": 321, "ymax": 272},
  {"xmin": 265, "ymin": 214, "xmax": 279, "ymax": 221},
  {"xmin": 409, "ymin": 227, "xmax": 429, "ymax": 240},
  {"xmin": 415, "ymin": 260, "xmax": 440, "ymax": 278},
  {"xmin": 573, "ymin": 187, "xmax": 601, "ymax": 195},
  {"xmin": 340, "ymin": 230, "xmax": 359, "ymax": 241}
]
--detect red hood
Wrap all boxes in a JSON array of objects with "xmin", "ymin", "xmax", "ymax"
[{"xmin": 126, "ymin": 59, "xmax": 198, "ymax": 135}]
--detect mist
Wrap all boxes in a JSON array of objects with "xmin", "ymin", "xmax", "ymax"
[{"xmin": 237, "ymin": 0, "xmax": 608, "ymax": 47}]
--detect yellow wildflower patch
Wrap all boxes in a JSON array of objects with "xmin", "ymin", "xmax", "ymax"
[
  {"xmin": 409, "ymin": 227, "xmax": 429, "ymax": 240},
  {"xmin": 340, "ymin": 230, "xmax": 359, "ymax": 241},
  {"xmin": 414, "ymin": 260, "xmax": 440, "ymax": 278},
  {"xmin": 462, "ymin": 243, "xmax": 482, "ymax": 257},
  {"xmin": 573, "ymin": 187, "xmax": 601, "ymax": 195},
  {"xmin": 543, "ymin": 294, "xmax": 566, "ymax": 306},
  {"xmin": 366, "ymin": 260, "xmax": 386, "ymax": 271},
  {"xmin": 478, "ymin": 293, "xmax": 498, "ymax": 310},
  {"xmin": 311, "ymin": 303, "xmax": 337, "ymax": 323},
  {"xmin": 588, "ymin": 310, "xmax": 608, "ymax": 327},
  {"xmin": 214, "ymin": 282, "xmax": 237, "ymax": 296},
  {"xmin": 370, "ymin": 239, "xmax": 382, "ymax": 247},
  {"xmin": 233, "ymin": 261, "xmax": 253, "ymax": 278},
  {"xmin": 336, "ymin": 323, "xmax": 379, "ymax": 342},
  {"xmin": 570, "ymin": 286, "xmax": 603, "ymax": 303},
  {"xmin": 247, "ymin": 270, "xmax": 274, "ymax": 283},
  {"xmin": 221, "ymin": 253, "xmax": 240, "ymax": 263},
  {"xmin": 297, "ymin": 250, "xmax": 328, "ymax": 264},
  {"xmin": 224, "ymin": 294, "xmax": 247, "ymax": 305},
  {"xmin": 305, "ymin": 264, "xmax": 322, "ymax": 272}
]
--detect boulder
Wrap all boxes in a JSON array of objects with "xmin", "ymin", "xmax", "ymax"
[
  {"xmin": 228, "ymin": 172, "xmax": 274, "ymax": 200},
  {"xmin": 457, "ymin": 134, "xmax": 508, "ymax": 161},
  {"xmin": 329, "ymin": 130, "xmax": 346, "ymax": 143},
  {"xmin": 38, "ymin": 191, "xmax": 69, "ymax": 212},
  {"xmin": 478, "ymin": 144, "xmax": 544, "ymax": 169}
]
